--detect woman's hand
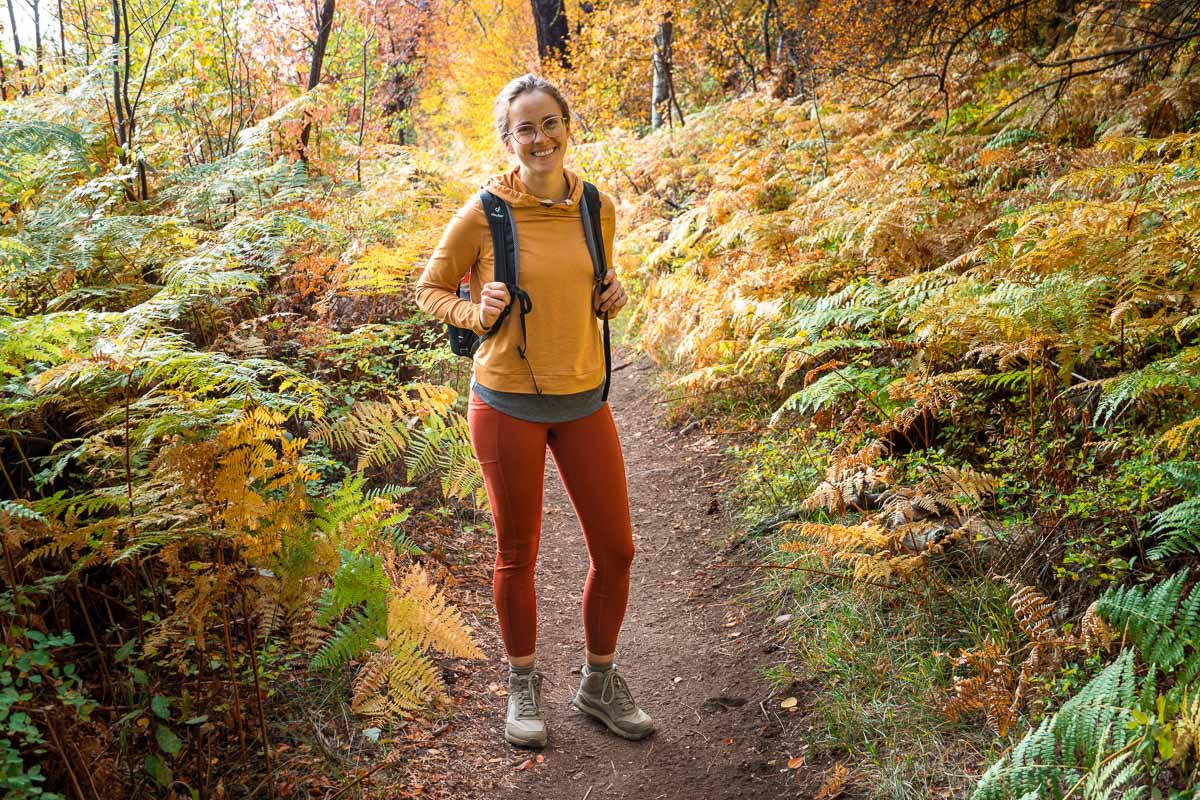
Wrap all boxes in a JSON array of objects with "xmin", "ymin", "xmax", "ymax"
[
  {"xmin": 594, "ymin": 270, "xmax": 628, "ymax": 318},
  {"xmin": 478, "ymin": 281, "xmax": 510, "ymax": 330}
]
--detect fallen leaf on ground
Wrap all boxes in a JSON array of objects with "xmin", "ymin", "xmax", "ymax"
[
  {"xmin": 514, "ymin": 759, "xmax": 533, "ymax": 771},
  {"xmin": 787, "ymin": 756, "xmax": 804, "ymax": 769},
  {"xmin": 814, "ymin": 762, "xmax": 849, "ymax": 800},
  {"xmin": 535, "ymin": 754, "xmax": 544, "ymax": 764},
  {"xmin": 780, "ymin": 697, "xmax": 798, "ymax": 709}
]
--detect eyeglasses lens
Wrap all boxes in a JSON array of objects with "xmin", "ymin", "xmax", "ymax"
[{"xmin": 513, "ymin": 117, "xmax": 563, "ymax": 145}]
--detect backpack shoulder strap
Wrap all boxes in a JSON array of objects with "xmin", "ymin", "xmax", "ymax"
[
  {"xmin": 579, "ymin": 181, "xmax": 612, "ymax": 403},
  {"xmin": 478, "ymin": 189, "xmax": 516, "ymax": 285},
  {"xmin": 581, "ymin": 181, "xmax": 606, "ymax": 281}
]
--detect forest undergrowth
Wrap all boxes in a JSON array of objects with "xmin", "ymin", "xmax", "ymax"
[
  {"xmin": 3, "ymin": 0, "xmax": 1200, "ymax": 798},
  {"xmin": 590, "ymin": 8, "xmax": 1200, "ymax": 799}
]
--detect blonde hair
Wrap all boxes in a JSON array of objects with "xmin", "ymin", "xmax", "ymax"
[{"xmin": 493, "ymin": 74, "xmax": 571, "ymax": 140}]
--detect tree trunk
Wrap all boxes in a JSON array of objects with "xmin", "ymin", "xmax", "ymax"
[
  {"xmin": 28, "ymin": 0, "xmax": 43, "ymax": 83},
  {"xmin": 6, "ymin": 0, "xmax": 26, "ymax": 92},
  {"xmin": 58, "ymin": 0, "xmax": 67, "ymax": 75},
  {"xmin": 299, "ymin": 0, "xmax": 335, "ymax": 163},
  {"xmin": 652, "ymin": 12, "xmax": 682, "ymax": 128},
  {"xmin": 761, "ymin": 0, "xmax": 773, "ymax": 73},
  {"xmin": 112, "ymin": 0, "xmax": 125, "ymax": 160},
  {"xmin": 530, "ymin": 0, "xmax": 569, "ymax": 68},
  {"xmin": 0, "ymin": 48, "xmax": 7, "ymax": 100}
]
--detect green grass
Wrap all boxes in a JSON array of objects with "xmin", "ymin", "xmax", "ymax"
[{"xmin": 739, "ymin": 539, "xmax": 1015, "ymax": 799}]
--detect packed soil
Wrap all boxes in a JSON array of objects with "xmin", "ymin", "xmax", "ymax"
[{"xmin": 394, "ymin": 349, "xmax": 827, "ymax": 799}]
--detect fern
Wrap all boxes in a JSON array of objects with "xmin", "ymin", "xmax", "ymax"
[
  {"xmin": 770, "ymin": 365, "xmax": 897, "ymax": 426},
  {"xmin": 311, "ymin": 608, "xmax": 384, "ymax": 670},
  {"xmin": 1096, "ymin": 569, "xmax": 1200, "ymax": 686},
  {"xmin": 1146, "ymin": 462, "xmax": 1200, "ymax": 560},
  {"xmin": 973, "ymin": 651, "xmax": 1141, "ymax": 800},
  {"xmin": 1095, "ymin": 347, "xmax": 1200, "ymax": 426},
  {"xmin": 983, "ymin": 128, "xmax": 1042, "ymax": 151}
]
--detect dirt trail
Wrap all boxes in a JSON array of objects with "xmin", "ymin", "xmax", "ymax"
[{"xmin": 414, "ymin": 349, "xmax": 814, "ymax": 799}]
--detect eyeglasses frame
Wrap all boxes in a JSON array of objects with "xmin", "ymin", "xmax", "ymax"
[{"xmin": 504, "ymin": 115, "xmax": 568, "ymax": 145}]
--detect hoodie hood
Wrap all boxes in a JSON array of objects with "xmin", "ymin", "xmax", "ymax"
[{"xmin": 483, "ymin": 166, "xmax": 583, "ymax": 210}]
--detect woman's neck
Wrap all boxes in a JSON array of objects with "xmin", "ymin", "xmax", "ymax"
[{"xmin": 519, "ymin": 166, "xmax": 569, "ymax": 203}]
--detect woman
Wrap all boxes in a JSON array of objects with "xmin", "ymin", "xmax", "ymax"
[{"xmin": 414, "ymin": 73, "xmax": 653, "ymax": 749}]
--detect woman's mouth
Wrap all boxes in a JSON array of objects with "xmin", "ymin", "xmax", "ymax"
[{"xmin": 532, "ymin": 146, "xmax": 557, "ymax": 157}]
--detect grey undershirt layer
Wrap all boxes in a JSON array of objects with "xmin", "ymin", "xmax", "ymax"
[{"xmin": 471, "ymin": 378, "xmax": 605, "ymax": 423}]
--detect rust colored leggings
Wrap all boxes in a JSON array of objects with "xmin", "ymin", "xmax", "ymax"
[{"xmin": 467, "ymin": 391, "xmax": 635, "ymax": 659}]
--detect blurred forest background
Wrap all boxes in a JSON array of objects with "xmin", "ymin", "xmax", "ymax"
[{"xmin": 3, "ymin": 0, "xmax": 1200, "ymax": 797}]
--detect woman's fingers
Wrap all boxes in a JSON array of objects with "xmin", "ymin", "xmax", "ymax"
[
  {"xmin": 596, "ymin": 277, "xmax": 627, "ymax": 316},
  {"xmin": 479, "ymin": 282, "xmax": 510, "ymax": 328}
]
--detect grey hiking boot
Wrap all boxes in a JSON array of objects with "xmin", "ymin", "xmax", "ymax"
[
  {"xmin": 570, "ymin": 663, "xmax": 655, "ymax": 741},
  {"xmin": 505, "ymin": 668, "xmax": 548, "ymax": 748}
]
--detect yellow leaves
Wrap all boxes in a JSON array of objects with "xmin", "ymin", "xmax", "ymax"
[
  {"xmin": 389, "ymin": 565, "xmax": 486, "ymax": 661},
  {"xmin": 154, "ymin": 405, "xmax": 314, "ymax": 562}
]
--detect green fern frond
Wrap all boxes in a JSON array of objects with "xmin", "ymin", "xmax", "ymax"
[
  {"xmin": 310, "ymin": 608, "xmax": 384, "ymax": 670},
  {"xmin": 1095, "ymin": 346, "xmax": 1200, "ymax": 426},
  {"xmin": 973, "ymin": 651, "xmax": 1141, "ymax": 800},
  {"xmin": 1096, "ymin": 570, "xmax": 1200, "ymax": 685},
  {"xmin": 770, "ymin": 365, "xmax": 896, "ymax": 426}
]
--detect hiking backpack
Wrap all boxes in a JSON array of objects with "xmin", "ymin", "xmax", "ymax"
[{"xmin": 445, "ymin": 181, "xmax": 613, "ymax": 402}]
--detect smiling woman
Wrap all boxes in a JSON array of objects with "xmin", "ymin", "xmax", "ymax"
[{"xmin": 413, "ymin": 72, "xmax": 651, "ymax": 751}]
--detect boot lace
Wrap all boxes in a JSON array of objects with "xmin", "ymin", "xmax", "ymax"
[
  {"xmin": 513, "ymin": 671, "xmax": 544, "ymax": 719},
  {"xmin": 599, "ymin": 669, "xmax": 638, "ymax": 716}
]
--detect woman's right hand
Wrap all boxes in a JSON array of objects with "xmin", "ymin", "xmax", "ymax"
[{"xmin": 478, "ymin": 281, "xmax": 511, "ymax": 330}]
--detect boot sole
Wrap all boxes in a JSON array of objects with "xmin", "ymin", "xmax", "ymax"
[
  {"xmin": 504, "ymin": 727, "xmax": 547, "ymax": 749},
  {"xmin": 569, "ymin": 694, "xmax": 655, "ymax": 741}
]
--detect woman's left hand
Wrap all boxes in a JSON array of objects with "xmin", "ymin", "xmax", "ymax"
[{"xmin": 594, "ymin": 270, "xmax": 628, "ymax": 318}]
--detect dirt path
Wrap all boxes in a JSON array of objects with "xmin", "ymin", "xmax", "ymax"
[{"xmin": 409, "ymin": 349, "xmax": 814, "ymax": 799}]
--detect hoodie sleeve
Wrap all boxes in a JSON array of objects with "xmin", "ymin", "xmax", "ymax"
[{"xmin": 415, "ymin": 198, "xmax": 489, "ymax": 336}]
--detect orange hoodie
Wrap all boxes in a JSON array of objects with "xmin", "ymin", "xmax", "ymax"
[{"xmin": 415, "ymin": 166, "xmax": 616, "ymax": 395}]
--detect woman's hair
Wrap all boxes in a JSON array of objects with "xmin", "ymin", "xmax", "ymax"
[{"xmin": 493, "ymin": 74, "xmax": 571, "ymax": 140}]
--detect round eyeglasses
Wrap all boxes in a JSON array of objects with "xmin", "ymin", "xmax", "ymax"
[{"xmin": 506, "ymin": 115, "xmax": 566, "ymax": 145}]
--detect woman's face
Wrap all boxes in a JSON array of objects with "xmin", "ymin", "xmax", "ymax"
[{"xmin": 504, "ymin": 90, "xmax": 570, "ymax": 182}]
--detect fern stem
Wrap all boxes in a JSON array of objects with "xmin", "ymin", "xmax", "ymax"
[
  {"xmin": 1059, "ymin": 736, "xmax": 1142, "ymax": 800},
  {"xmin": 238, "ymin": 578, "xmax": 276, "ymax": 800},
  {"xmin": 6, "ymin": 433, "xmax": 35, "ymax": 483},
  {"xmin": 42, "ymin": 711, "xmax": 89, "ymax": 800},
  {"xmin": 1028, "ymin": 353, "xmax": 1036, "ymax": 458},
  {"xmin": 0, "ymin": 452, "xmax": 18, "ymax": 496},
  {"xmin": 216, "ymin": 549, "xmax": 250, "ymax": 777},
  {"xmin": 74, "ymin": 583, "xmax": 113, "ymax": 701}
]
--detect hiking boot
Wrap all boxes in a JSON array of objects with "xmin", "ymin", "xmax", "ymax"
[
  {"xmin": 570, "ymin": 663, "xmax": 655, "ymax": 741},
  {"xmin": 505, "ymin": 668, "xmax": 548, "ymax": 748}
]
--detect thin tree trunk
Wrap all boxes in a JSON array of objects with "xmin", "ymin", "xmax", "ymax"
[
  {"xmin": 112, "ymin": 0, "xmax": 125, "ymax": 159},
  {"xmin": 530, "ymin": 0, "xmax": 569, "ymax": 68},
  {"xmin": 299, "ymin": 0, "xmax": 335, "ymax": 163},
  {"xmin": 762, "ymin": 0, "xmax": 773, "ymax": 73},
  {"xmin": 58, "ymin": 0, "xmax": 67, "ymax": 78},
  {"xmin": 0, "ymin": 49, "xmax": 7, "ymax": 100},
  {"xmin": 29, "ymin": 0, "xmax": 43, "ymax": 84},
  {"xmin": 652, "ymin": 15, "xmax": 669, "ymax": 128},
  {"xmin": 356, "ymin": 34, "xmax": 368, "ymax": 183},
  {"xmin": 6, "ymin": 0, "xmax": 26, "ymax": 93}
]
